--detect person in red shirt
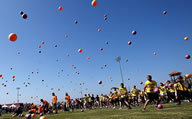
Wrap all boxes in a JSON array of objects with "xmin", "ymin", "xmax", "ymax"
[
  {"xmin": 40, "ymin": 99, "xmax": 49, "ymax": 114},
  {"xmin": 29, "ymin": 103, "xmax": 37, "ymax": 114},
  {"xmin": 37, "ymin": 105, "xmax": 43, "ymax": 114}
]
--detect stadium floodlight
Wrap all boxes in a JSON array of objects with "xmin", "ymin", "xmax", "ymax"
[
  {"xmin": 115, "ymin": 56, "xmax": 124, "ymax": 84},
  {"xmin": 16, "ymin": 87, "xmax": 20, "ymax": 103}
]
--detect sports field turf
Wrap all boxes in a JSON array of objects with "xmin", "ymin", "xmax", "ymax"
[{"xmin": 1, "ymin": 102, "xmax": 192, "ymax": 119}]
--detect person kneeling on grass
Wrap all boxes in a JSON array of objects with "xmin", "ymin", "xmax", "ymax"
[
  {"xmin": 40, "ymin": 99, "xmax": 49, "ymax": 114},
  {"xmin": 29, "ymin": 103, "xmax": 37, "ymax": 114},
  {"xmin": 37, "ymin": 105, "xmax": 43, "ymax": 114},
  {"xmin": 143, "ymin": 75, "xmax": 160, "ymax": 110}
]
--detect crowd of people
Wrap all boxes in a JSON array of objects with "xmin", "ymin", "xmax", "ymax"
[{"xmin": 1, "ymin": 75, "xmax": 192, "ymax": 117}]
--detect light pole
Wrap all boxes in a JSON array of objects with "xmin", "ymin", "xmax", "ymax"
[
  {"xmin": 80, "ymin": 83, "xmax": 84, "ymax": 97},
  {"xmin": 115, "ymin": 56, "xmax": 124, "ymax": 84},
  {"xmin": 16, "ymin": 87, "xmax": 20, "ymax": 103}
]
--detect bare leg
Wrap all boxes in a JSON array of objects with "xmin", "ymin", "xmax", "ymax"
[
  {"xmin": 144, "ymin": 99, "xmax": 150, "ymax": 110},
  {"xmin": 119, "ymin": 101, "xmax": 122, "ymax": 109},
  {"xmin": 124, "ymin": 101, "xmax": 131, "ymax": 109}
]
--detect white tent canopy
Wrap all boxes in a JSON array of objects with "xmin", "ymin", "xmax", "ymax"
[
  {"xmin": 2, "ymin": 105, "xmax": 8, "ymax": 108},
  {"xmin": 10, "ymin": 104, "xmax": 16, "ymax": 108}
]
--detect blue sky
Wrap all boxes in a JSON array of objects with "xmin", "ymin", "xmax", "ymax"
[{"xmin": 0, "ymin": 0, "xmax": 192, "ymax": 104}]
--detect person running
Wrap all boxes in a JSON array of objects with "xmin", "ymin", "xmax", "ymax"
[
  {"xmin": 52, "ymin": 93, "xmax": 58, "ymax": 114},
  {"xmin": 174, "ymin": 76, "xmax": 184, "ymax": 105},
  {"xmin": 166, "ymin": 80, "xmax": 176, "ymax": 102},
  {"xmin": 139, "ymin": 90, "xmax": 146, "ymax": 104},
  {"xmin": 99, "ymin": 94, "xmax": 104, "ymax": 108},
  {"xmin": 131, "ymin": 85, "xmax": 139, "ymax": 106},
  {"xmin": 40, "ymin": 99, "xmax": 49, "ymax": 114},
  {"xmin": 111, "ymin": 88, "xmax": 119, "ymax": 109},
  {"xmin": 88, "ymin": 94, "xmax": 92, "ymax": 109},
  {"xmin": 84, "ymin": 94, "xmax": 89, "ymax": 109},
  {"xmin": 143, "ymin": 75, "xmax": 160, "ymax": 110},
  {"xmin": 79, "ymin": 98, "xmax": 84, "ymax": 109},
  {"xmin": 91, "ymin": 94, "xmax": 95, "ymax": 109},
  {"xmin": 112, "ymin": 83, "xmax": 131, "ymax": 109},
  {"xmin": 183, "ymin": 77, "xmax": 191, "ymax": 102},
  {"xmin": 159, "ymin": 83, "xmax": 168, "ymax": 103},
  {"xmin": 108, "ymin": 92, "xmax": 113, "ymax": 108}
]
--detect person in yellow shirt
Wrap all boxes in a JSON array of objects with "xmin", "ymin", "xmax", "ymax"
[
  {"xmin": 166, "ymin": 80, "xmax": 176, "ymax": 102},
  {"xmin": 143, "ymin": 75, "xmax": 160, "ymax": 110},
  {"xmin": 88, "ymin": 93, "xmax": 93, "ymax": 109},
  {"xmin": 108, "ymin": 92, "xmax": 113, "ymax": 108},
  {"xmin": 80, "ymin": 98, "xmax": 84, "ymax": 109},
  {"xmin": 52, "ymin": 93, "xmax": 58, "ymax": 114},
  {"xmin": 183, "ymin": 77, "xmax": 191, "ymax": 102},
  {"xmin": 111, "ymin": 83, "xmax": 131, "ymax": 109},
  {"xmin": 139, "ymin": 90, "xmax": 145, "ymax": 104},
  {"xmin": 131, "ymin": 85, "xmax": 139, "ymax": 106},
  {"xmin": 174, "ymin": 76, "xmax": 184, "ymax": 105},
  {"xmin": 99, "ymin": 94, "xmax": 104, "ymax": 108},
  {"xmin": 159, "ymin": 83, "xmax": 168, "ymax": 103},
  {"xmin": 128, "ymin": 91, "xmax": 132, "ymax": 105},
  {"xmin": 111, "ymin": 88, "xmax": 119, "ymax": 109},
  {"xmin": 84, "ymin": 94, "xmax": 89, "ymax": 109}
]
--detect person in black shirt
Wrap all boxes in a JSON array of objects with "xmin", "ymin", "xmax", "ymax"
[
  {"xmin": 91, "ymin": 94, "xmax": 95, "ymax": 109},
  {"xmin": 96, "ymin": 95, "xmax": 100, "ymax": 107},
  {"xmin": 13, "ymin": 104, "xmax": 24, "ymax": 117}
]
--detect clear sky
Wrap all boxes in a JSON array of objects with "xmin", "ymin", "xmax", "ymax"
[{"xmin": 0, "ymin": 0, "xmax": 192, "ymax": 104}]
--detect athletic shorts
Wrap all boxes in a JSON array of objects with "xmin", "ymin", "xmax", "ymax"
[
  {"xmin": 160, "ymin": 93, "xmax": 167, "ymax": 96},
  {"xmin": 89, "ymin": 102, "xmax": 93, "ymax": 106},
  {"xmin": 120, "ymin": 96, "xmax": 128, "ymax": 102},
  {"xmin": 113, "ymin": 98, "xmax": 119, "ymax": 103},
  {"xmin": 84, "ymin": 102, "xmax": 89, "ymax": 107},
  {"xmin": 133, "ymin": 96, "xmax": 138, "ymax": 101},
  {"xmin": 147, "ymin": 93, "xmax": 159, "ymax": 101},
  {"xmin": 52, "ymin": 104, "xmax": 57, "ymax": 110}
]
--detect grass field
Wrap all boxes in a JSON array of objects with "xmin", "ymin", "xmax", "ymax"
[{"xmin": 1, "ymin": 102, "xmax": 192, "ymax": 119}]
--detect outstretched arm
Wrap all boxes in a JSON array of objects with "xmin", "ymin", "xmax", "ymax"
[{"xmin": 111, "ymin": 87, "xmax": 118, "ymax": 90}]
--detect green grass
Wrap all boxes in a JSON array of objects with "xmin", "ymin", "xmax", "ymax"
[{"xmin": 1, "ymin": 102, "xmax": 192, "ymax": 119}]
